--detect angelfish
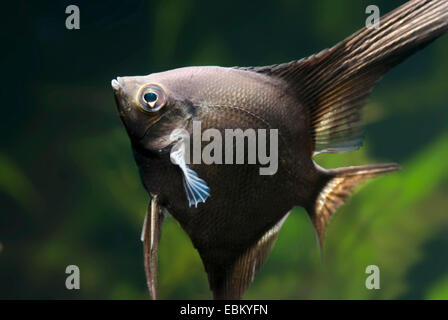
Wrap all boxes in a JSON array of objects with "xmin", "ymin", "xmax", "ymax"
[{"xmin": 112, "ymin": 0, "xmax": 448, "ymax": 299}]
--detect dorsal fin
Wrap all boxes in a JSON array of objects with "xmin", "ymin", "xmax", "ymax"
[
  {"xmin": 236, "ymin": 0, "xmax": 448, "ymax": 154},
  {"xmin": 205, "ymin": 212, "xmax": 290, "ymax": 299}
]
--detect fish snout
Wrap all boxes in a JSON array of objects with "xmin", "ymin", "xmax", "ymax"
[
  {"xmin": 111, "ymin": 77, "xmax": 123, "ymax": 92},
  {"xmin": 111, "ymin": 77, "xmax": 129, "ymax": 117}
]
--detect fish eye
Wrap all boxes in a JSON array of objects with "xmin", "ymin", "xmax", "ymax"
[
  {"xmin": 144, "ymin": 92, "xmax": 158, "ymax": 104},
  {"xmin": 138, "ymin": 85, "xmax": 166, "ymax": 112}
]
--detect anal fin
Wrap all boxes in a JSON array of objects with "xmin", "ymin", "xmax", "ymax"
[{"xmin": 207, "ymin": 211, "xmax": 290, "ymax": 299}]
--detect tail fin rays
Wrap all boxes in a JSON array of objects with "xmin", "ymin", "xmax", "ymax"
[{"xmin": 309, "ymin": 163, "xmax": 401, "ymax": 246}]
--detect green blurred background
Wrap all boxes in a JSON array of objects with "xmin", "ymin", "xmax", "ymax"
[{"xmin": 1, "ymin": 0, "xmax": 447, "ymax": 299}]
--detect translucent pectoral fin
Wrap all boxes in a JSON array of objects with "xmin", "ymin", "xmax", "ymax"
[
  {"xmin": 170, "ymin": 149, "xmax": 210, "ymax": 208},
  {"xmin": 183, "ymin": 166, "xmax": 210, "ymax": 207}
]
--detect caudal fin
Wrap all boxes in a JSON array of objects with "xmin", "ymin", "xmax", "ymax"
[{"xmin": 308, "ymin": 163, "xmax": 400, "ymax": 246}]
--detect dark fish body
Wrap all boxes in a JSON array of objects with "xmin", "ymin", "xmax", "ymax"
[
  {"xmin": 126, "ymin": 67, "xmax": 323, "ymax": 298},
  {"xmin": 134, "ymin": 66, "xmax": 315, "ymax": 240},
  {"xmin": 112, "ymin": 0, "xmax": 448, "ymax": 299}
]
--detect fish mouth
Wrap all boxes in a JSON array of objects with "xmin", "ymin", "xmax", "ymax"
[
  {"xmin": 111, "ymin": 77, "xmax": 122, "ymax": 91},
  {"xmin": 110, "ymin": 76, "xmax": 174, "ymax": 143}
]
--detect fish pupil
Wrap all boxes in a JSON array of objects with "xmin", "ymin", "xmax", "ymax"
[{"xmin": 144, "ymin": 92, "xmax": 158, "ymax": 104}]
